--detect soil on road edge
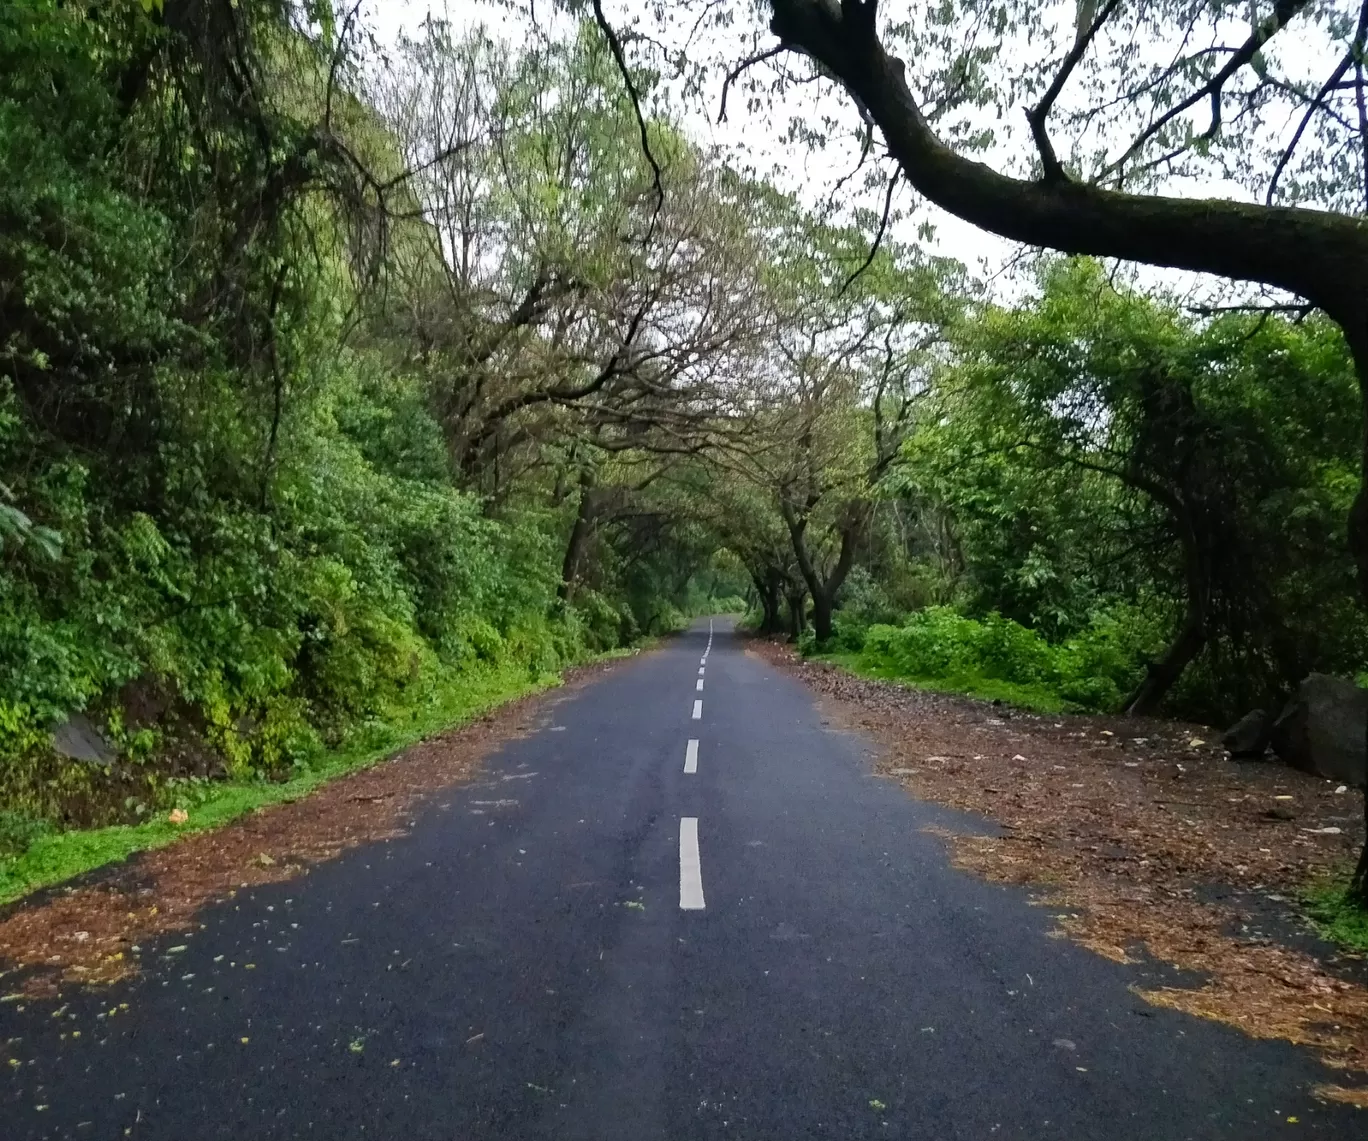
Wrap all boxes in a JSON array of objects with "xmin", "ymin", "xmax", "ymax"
[
  {"xmin": 752, "ymin": 639, "xmax": 1368, "ymax": 1107},
  {"xmin": 0, "ymin": 656, "xmax": 640, "ymax": 998}
]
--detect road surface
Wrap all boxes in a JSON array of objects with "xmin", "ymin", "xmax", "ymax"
[{"xmin": 1, "ymin": 619, "xmax": 1359, "ymax": 1138}]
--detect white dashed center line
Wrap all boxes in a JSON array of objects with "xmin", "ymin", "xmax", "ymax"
[
  {"xmin": 695, "ymin": 678, "xmax": 704, "ymax": 692},
  {"xmin": 698, "ymin": 666, "xmax": 705, "ymax": 676},
  {"xmin": 692, "ymin": 699, "xmax": 702, "ymax": 720},
  {"xmin": 684, "ymin": 738, "xmax": 698, "ymax": 774},
  {"xmin": 679, "ymin": 818, "xmax": 705, "ymax": 910}
]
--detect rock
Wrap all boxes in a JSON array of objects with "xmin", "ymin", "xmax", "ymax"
[
  {"xmin": 1221, "ymin": 709, "xmax": 1272, "ymax": 758},
  {"xmin": 1269, "ymin": 674, "xmax": 1368, "ymax": 788},
  {"xmin": 50, "ymin": 714, "xmax": 115, "ymax": 765}
]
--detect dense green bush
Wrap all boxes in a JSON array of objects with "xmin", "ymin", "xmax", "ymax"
[{"xmin": 841, "ymin": 607, "xmax": 1155, "ymax": 713}]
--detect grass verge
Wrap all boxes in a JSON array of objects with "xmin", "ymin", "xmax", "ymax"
[
  {"xmin": 1305, "ymin": 882, "xmax": 1368, "ymax": 954},
  {"xmin": 0, "ymin": 654, "xmax": 633, "ymax": 907},
  {"xmin": 817, "ymin": 645, "xmax": 1368, "ymax": 956},
  {"xmin": 819, "ymin": 652, "xmax": 1070, "ymax": 714}
]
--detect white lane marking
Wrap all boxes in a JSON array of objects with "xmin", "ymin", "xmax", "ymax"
[
  {"xmin": 684, "ymin": 738, "xmax": 698, "ymax": 774},
  {"xmin": 692, "ymin": 699, "xmax": 702, "ymax": 720},
  {"xmin": 698, "ymin": 667, "xmax": 705, "ymax": 676},
  {"xmin": 680, "ymin": 818, "xmax": 705, "ymax": 910},
  {"xmin": 695, "ymin": 678, "xmax": 704, "ymax": 692},
  {"xmin": 700, "ymin": 657, "xmax": 707, "ymax": 666}
]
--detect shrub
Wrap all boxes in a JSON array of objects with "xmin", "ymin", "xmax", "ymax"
[{"xmin": 851, "ymin": 607, "xmax": 1150, "ymax": 713}]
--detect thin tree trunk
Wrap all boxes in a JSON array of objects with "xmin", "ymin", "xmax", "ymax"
[
  {"xmin": 1124, "ymin": 613, "xmax": 1206, "ymax": 716},
  {"xmin": 1352, "ymin": 791, "xmax": 1368, "ymax": 902},
  {"xmin": 557, "ymin": 469, "xmax": 595, "ymax": 602},
  {"xmin": 786, "ymin": 587, "xmax": 807, "ymax": 638},
  {"xmin": 1125, "ymin": 507, "xmax": 1208, "ymax": 715},
  {"xmin": 1342, "ymin": 316, "xmax": 1368, "ymax": 907}
]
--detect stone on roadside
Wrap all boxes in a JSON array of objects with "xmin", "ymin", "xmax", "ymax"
[
  {"xmin": 1269, "ymin": 675, "xmax": 1368, "ymax": 788},
  {"xmin": 51, "ymin": 714, "xmax": 116, "ymax": 766},
  {"xmin": 1221, "ymin": 709, "xmax": 1272, "ymax": 758}
]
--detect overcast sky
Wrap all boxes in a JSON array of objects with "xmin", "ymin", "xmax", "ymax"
[{"xmin": 357, "ymin": 0, "xmax": 1325, "ymax": 306}]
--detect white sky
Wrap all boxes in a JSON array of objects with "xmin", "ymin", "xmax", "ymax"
[
  {"xmin": 358, "ymin": 0, "xmax": 1330, "ymax": 306},
  {"xmin": 362, "ymin": 0, "xmax": 1017, "ymax": 280}
]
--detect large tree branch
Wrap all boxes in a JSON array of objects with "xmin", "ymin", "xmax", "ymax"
[
  {"xmin": 590, "ymin": 0, "xmax": 665, "ymax": 238},
  {"xmin": 766, "ymin": 0, "xmax": 1368, "ymax": 323}
]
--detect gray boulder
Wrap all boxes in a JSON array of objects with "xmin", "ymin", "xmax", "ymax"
[
  {"xmin": 1270, "ymin": 674, "xmax": 1368, "ymax": 788},
  {"xmin": 51, "ymin": 714, "xmax": 116, "ymax": 766},
  {"xmin": 1221, "ymin": 709, "xmax": 1272, "ymax": 758}
]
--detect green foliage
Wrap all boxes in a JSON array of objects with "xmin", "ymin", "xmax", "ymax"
[
  {"xmin": 832, "ymin": 607, "xmax": 1154, "ymax": 714},
  {"xmin": 0, "ymin": 659, "xmax": 557, "ymax": 904},
  {"xmin": 897, "ymin": 258, "xmax": 1367, "ymax": 720},
  {"xmin": 1305, "ymin": 883, "xmax": 1368, "ymax": 954},
  {"xmin": 0, "ymin": 4, "xmax": 685, "ymax": 875}
]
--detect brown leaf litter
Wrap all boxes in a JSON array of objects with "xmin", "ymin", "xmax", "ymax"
[
  {"xmin": 752, "ymin": 639, "xmax": 1368, "ymax": 1103},
  {"xmin": 0, "ymin": 659, "xmax": 633, "ymax": 997}
]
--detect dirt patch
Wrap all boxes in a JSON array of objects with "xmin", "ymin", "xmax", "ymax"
[
  {"xmin": 0, "ymin": 659, "xmax": 631, "ymax": 996},
  {"xmin": 753, "ymin": 640, "xmax": 1368, "ymax": 1088}
]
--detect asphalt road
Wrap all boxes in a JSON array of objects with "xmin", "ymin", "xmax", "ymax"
[{"xmin": 2, "ymin": 619, "xmax": 1361, "ymax": 1139}]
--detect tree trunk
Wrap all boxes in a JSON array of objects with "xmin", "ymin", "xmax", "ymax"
[
  {"xmin": 557, "ymin": 469, "xmax": 595, "ymax": 601},
  {"xmin": 763, "ymin": 570, "xmax": 783, "ymax": 634},
  {"xmin": 781, "ymin": 502, "xmax": 867, "ymax": 649},
  {"xmin": 786, "ymin": 587, "xmax": 807, "ymax": 638},
  {"xmin": 1125, "ymin": 503, "xmax": 1208, "ymax": 716},
  {"xmin": 1124, "ymin": 613, "xmax": 1205, "ymax": 716},
  {"xmin": 1342, "ymin": 316, "xmax": 1368, "ymax": 907},
  {"xmin": 811, "ymin": 590, "xmax": 834, "ymax": 645},
  {"xmin": 1352, "ymin": 790, "xmax": 1368, "ymax": 903},
  {"xmin": 751, "ymin": 570, "xmax": 782, "ymax": 634}
]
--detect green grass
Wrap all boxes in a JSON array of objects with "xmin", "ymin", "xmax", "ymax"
[
  {"xmin": 0, "ymin": 653, "xmax": 636, "ymax": 907},
  {"xmin": 820, "ymin": 653, "xmax": 1071, "ymax": 715},
  {"xmin": 1304, "ymin": 881, "xmax": 1368, "ymax": 953}
]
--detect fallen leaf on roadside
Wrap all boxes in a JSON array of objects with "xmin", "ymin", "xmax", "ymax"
[
  {"xmin": 1315, "ymin": 1084, "xmax": 1368, "ymax": 1108},
  {"xmin": 751, "ymin": 640, "xmax": 1368, "ymax": 1077}
]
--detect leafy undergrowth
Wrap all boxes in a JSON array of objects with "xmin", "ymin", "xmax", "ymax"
[
  {"xmin": 0, "ymin": 655, "xmax": 631, "ymax": 907},
  {"xmin": 809, "ymin": 607, "xmax": 1157, "ymax": 714},
  {"xmin": 821, "ymin": 652, "xmax": 1071, "ymax": 715},
  {"xmin": 1307, "ymin": 883, "xmax": 1368, "ymax": 954},
  {"xmin": 754, "ymin": 639, "xmax": 1368, "ymax": 1099}
]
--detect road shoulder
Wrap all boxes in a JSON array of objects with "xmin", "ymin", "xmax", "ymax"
[
  {"xmin": 0, "ymin": 654, "xmax": 643, "ymax": 997},
  {"xmin": 751, "ymin": 638, "xmax": 1368, "ymax": 1105}
]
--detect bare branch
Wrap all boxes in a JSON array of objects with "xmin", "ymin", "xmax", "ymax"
[
  {"xmin": 1269, "ymin": 1, "xmax": 1368, "ymax": 205},
  {"xmin": 324, "ymin": 1, "xmax": 365, "ymax": 131},
  {"xmin": 589, "ymin": 0, "xmax": 665, "ymax": 239},
  {"xmin": 838, "ymin": 168, "xmax": 898, "ymax": 296},
  {"xmin": 718, "ymin": 44, "xmax": 786, "ymax": 123},
  {"xmin": 1025, "ymin": 0, "xmax": 1123, "ymax": 182},
  {"xmin": 1102, "ymin": 0, "xmax": 1311, "ymax": 183}
]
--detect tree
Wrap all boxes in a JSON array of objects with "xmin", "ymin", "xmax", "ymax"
[
  {"xmin": 374, "ymin": 20, "xmax": 766, "ymax": 496},
  {"xmin": 741, "ymin": 205, "xmax": 954, "ymax": 643},
  {"xmin": 913, "ymin": 258, "xmax": 1366, "ymax": 717}
]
